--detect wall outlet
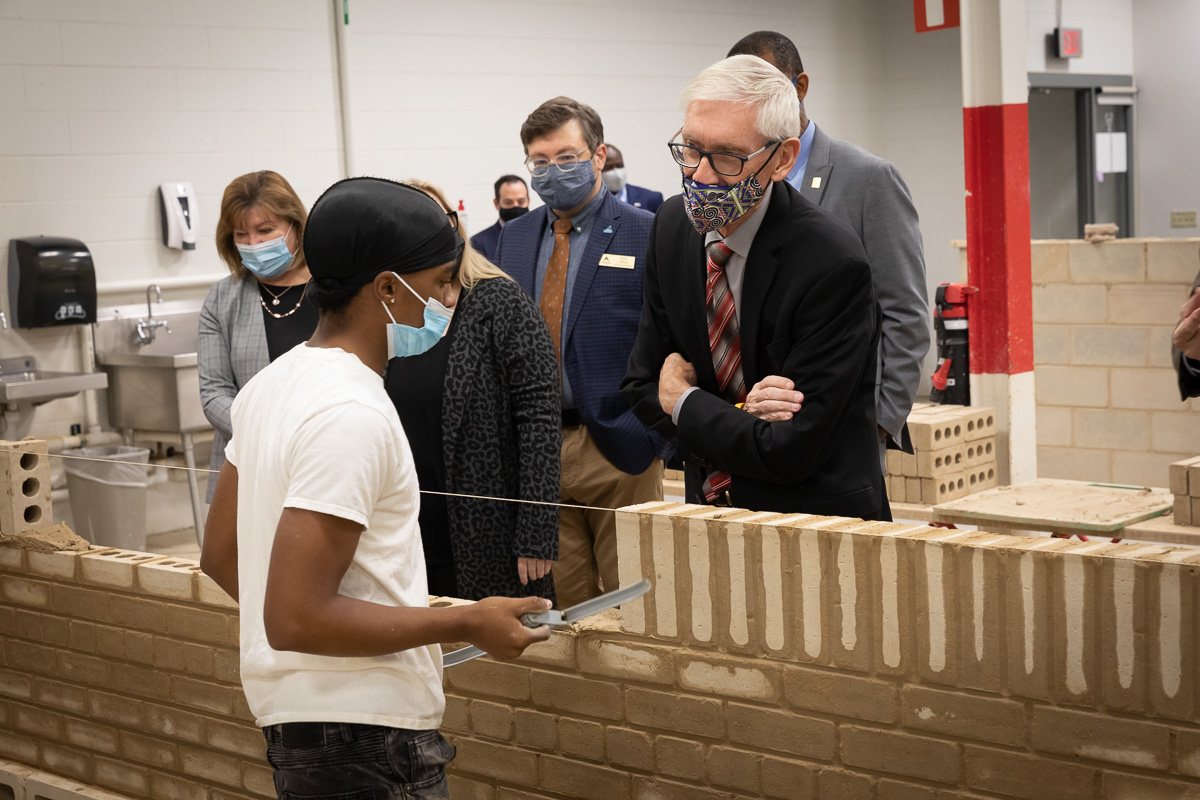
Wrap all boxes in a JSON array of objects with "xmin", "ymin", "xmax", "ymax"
[{"xmin": 1171, "ymin": 210, "xmax": 1198, "ymax": 228}]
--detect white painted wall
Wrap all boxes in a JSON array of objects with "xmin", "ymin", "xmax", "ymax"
[
  {"xmin": 1133, "ymin": 0, "xmax": 1200, "ymax": 240},
  {"xmin": 1026, "ymin": 0, "xmax": 1134, "ymax": 75}
]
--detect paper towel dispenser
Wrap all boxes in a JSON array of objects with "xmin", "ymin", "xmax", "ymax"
[
  {"xmin": 159, "ymin": 181, "xmax": 197, "ymax": 250},
  {"xmin": 7, "ymin": 236, "xmax": 98, "ymax": 328}
]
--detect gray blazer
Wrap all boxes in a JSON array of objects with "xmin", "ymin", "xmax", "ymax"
[
  {"xmin": 198, "ymin": 275, "xmax": 269, "ymax": 500},
  {"xmin": 800, "ymin": 125, "xmax": 931, "ymax": 446}
]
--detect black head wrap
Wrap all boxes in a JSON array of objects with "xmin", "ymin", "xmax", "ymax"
[{"xmin": 304, "ymin": 177, "xmax": 460, "ymax": 305}]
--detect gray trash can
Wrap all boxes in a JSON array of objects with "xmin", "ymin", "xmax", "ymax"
[{"xmin": 62, "ymin": 445, "xmax": 151, "ymax": 551}]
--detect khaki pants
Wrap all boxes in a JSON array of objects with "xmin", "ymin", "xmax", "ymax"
[{"xmin": 554, "ymin": 423, "xmax": 662, "ymax": 609}]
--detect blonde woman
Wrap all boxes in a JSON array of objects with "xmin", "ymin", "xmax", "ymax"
[
  {"xmin": 384, "ymin": 179, "xmax": 560, "ymax": 602},
  {"xmin": 199, "ymin": 171, "xmax": 316, "ymax": 501}
]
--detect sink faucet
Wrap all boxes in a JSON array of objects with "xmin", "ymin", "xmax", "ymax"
[{"xmin": 136, "ymin": 284, "xmax": 170, "ymax": 343}]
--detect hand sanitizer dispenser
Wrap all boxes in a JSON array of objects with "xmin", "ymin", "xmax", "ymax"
[{"xmin": 159, "ymin": 181, "xmax": 197, "ymax": 250}]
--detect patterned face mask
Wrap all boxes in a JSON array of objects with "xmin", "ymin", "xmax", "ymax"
[{"xmin": 680, "ymin": 143, "xmax": 781, "ymax": 234}]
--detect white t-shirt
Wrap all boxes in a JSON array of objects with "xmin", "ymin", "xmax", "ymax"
[{"xmin": 225, "ymin": 343, "xmax": 444, "ymax": 729}]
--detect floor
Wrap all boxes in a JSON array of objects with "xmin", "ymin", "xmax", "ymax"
[{"xmin": 144, "ymin": 527, "xmax": 201, "ymax": 560}]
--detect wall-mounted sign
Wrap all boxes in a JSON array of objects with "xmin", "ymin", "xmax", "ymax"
[
  {"xmin": 1055, "ymin": 28, "xmax": 1083, "ymax": 58},
  {"xmin": 914, "ymin": 0, "xmax": 960, "ymax": 33}
]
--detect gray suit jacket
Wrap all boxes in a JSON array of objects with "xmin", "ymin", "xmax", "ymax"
[
  {"xmin": 198, "ymin": 275, "xmax": 269, "ymax": 500},
  {"xmin": 1174, "ymin": 269, "xmax": 1200, "ymax": 400},
  {"xmin": 800, "ymin": 125, "xmax": 931, "ymax": 446}
]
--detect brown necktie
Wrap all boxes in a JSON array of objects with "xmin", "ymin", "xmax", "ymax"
[{"xmin": 540, "ymin": 217, "xmax": 574, "ymax": 366}]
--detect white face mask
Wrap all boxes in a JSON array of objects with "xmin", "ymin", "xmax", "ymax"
[
  {"xmin": 602, "ymin": 167, "xmax": 628, "ymax": 194},
  {"xmin": 381, "ymin": 273, "xmax": 454, "ymax": 359}
]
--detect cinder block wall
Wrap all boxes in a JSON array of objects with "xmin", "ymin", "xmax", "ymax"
[{"xmin": 5, "ymin": 503, "xmax": 1200, "ymax": 799}]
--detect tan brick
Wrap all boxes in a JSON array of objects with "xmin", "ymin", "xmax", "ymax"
[
  {"xmin": 94, "ymin": 757, "xmax": 149, "ymax": 796},
  {"xmin": 68, "ymin": 619, "xmax": 96, "ymax": 652},
  {"xmin": 1033, "ymin": 284, "xmax": 1107, "ymax": 323},
  {"xmin": 58, "ymin": 651, "xmax": 112, "ymax": 686},
  {"xmin": 447, "ymin": 775, "xmax": 497, "ymax": 800},
  {"xmin": 1110, "ymin": 285, "xmax": 1185, "ymax": 324},
  {"xmin": 442, "ymin": 694, "xmax": 470, "ymax": 735},
  {"xmin": 905, "ymin": 477, "xmax": 921, "ymax": 501},
  {"xmin": 150, "ymin": 772, "xmax": 210, "ymax": 800},
  {"xmin": 0, "ymin": 670, "xmax": 33, "ymax": 700},
  {"xmin": 1153, "ymin": 412, "xmax": 1200, "ymax": 453},
  {"xmin": 841, "ymin": 726, "xmax": 958, "ymax": 784},
  {"xmin": 207, "ymin": 719, "xmax": 266, "ymax": 758},
  {"xmin": 877, "ymin": 780, "xmax": 978, "ymax": 800},
  {"xmin": 170, "ymin": 675, "xmax": 236, "ymax": 715},
  {"xmin": 727, "ymin": 702, "xmax": 834, "ymax": 761},
  {"xmin": 119, "ymin": 729, "xmax": 178, "ymax": 769},
  {"xmin": 106, "ymin": 593, "xmax": 167, "ymax": 632},
  {"xmin": 2, "ymin": 576, "xmax": 51, "ymax": 609},
  {"xmin": 783, "ymin": 665, "xmax": 898, "ymax": 723},
  {"xmin": 512, "ymin": 709, "xmax": 556, "ymax": 751},
  {"xmin": 654, "ymin": 736, "xmax": 705, "ymax": 781},
  {"xmin": 915, "ymin": 443, "xmax": 966, "ymax": 477},
  {"xmin": 1073, "ymin": 409, "xmax": 1150, "ymax": 450},
  {"xmin": 1112, "ymin": 450, "xmax": 1186, "ymax": 488},
  {"xmin": 6, "ymin": 639, "xmax": 57, "ymax": 674},
  {"xmin": 13, "ymin": 609, "xmax": 42, "ymax": 640},
  {"xmin": 0, "ymin": 543, "xmax": 22, "ymax": 571},
  {"xmin": 761, "ymin": 756, "xmax": 818, "ymax": 799},
  {"xmin": 908, "ymin": 416, "xmax": 966, "ymax": 451},
  {"xmin": 818, "ymin": 768, "xmax": 873, "ymax": 800},
  {"xmin": 706, "ymin": 746, "xmax": 759, "ymax": 794},
  {"xmin": 180, "ymin": 746, "xmax": 242, "ymax": 788},
  {"xmin": 124, "ymin": 630, "xmax": 154, "ymax": 664},
  {"xmin": 92, "ymin": 624, "xmax": 122, "ymax": 658},
  {"xmin": 453, "ymin": 738, "xmax": 538, "ymax": 787},
  {"xmin": 136, "ymin": 558, "xmax": 197, "ymax": 600},
  {"xmin": 1112, "ymin": 367, "xmax": 1192, "ymax": 410},
  {"xmin": 531, "ymin": 671, "xmax": 622, "ymax": 720},
  {"xmin": 965, "ymin": 745, "xmax": 1097, "ymax": 800},
  {"xmin": 1146, "ymin": 240, "xmax": 1200, "ymax": 283},
  {"xmin": 39, "ymin": 742, "xmax": 91, "ymax": 782},
  {"xmin": 1176, "ymin": 494, "xmax": 1193, "ymax": 525},
  {"xmin": 516, "ymin": 629, "xmax": 576, "ymax": 670},
  {"xmin": 626, "ymin": 688, "xmax": 722, "ymax": 738},
  {"xmin": 578, "ymin": 638, "xmax": 674, "ymax": 685},
  {"xmin": 1034, "ymin": 324, "xmax": 1071, "ymax": 364},
  {"xmin": 166, "ymin": 604, "xmax": 231, "ymax": 644},
  {"xmin": 1069, "ymin": 240, "xmax": 1145, "ymax": 283},
  {"xmin": 1035, "ymin": 365, "xmax": 1109, "ymax": 407},
  {"xmin": 558, "ymin": 718, "xmax": 605, "ymax": 762},
  {"xmin": 678, "ymin": 653, "xmax": 781, "ymax": 703},
  {"xmin": 538, "ymin": 754, "xmax": 630, "ymax": 800},
  {"xmin": 445, "ymin": 660, "xmax": 531, "ymax": 702},
  {"xmin": 1178, "ymin": 729, "xmax": 1200, "ymax": 778},
  {"xmin": 1032, "ymin": 242, "xmax": 1069, "ymax": 283},
  {"xmin": 1101, "ymin": 772, "xmax": 1200, "ymax": 799},
  {"xmin": 13, "ymin": 702, "xmax": 62, "ymax": 738},
  {"xmin": 495, "ymin": 790, "xmax": 553, "ymax": 800},
  {"xmin": 901, "ymin": 685, "xmax": 1024, "ymax": 746},
  {"xmin": 1072, "ymin": 326, "xmax": 1149, "ymax": 366},
  {"xmin": 24, "ymin": 549, "xmax": 79, "ymax": 580},
  {"xmin": 88, "ymin": 690, "xmax": 144, "ymax": 727},
  {"xmin": 471, "ymin": 700, "xmax": 514, "ymax": 741},
  {"xmin": 1038, "ymin": 446, "xmax": 1111, "ymax": 482},
  {"xmin": 34, "ymin": 679, "xmax": 87, "ymax": 715},
  {"xmin": 80, "ymin": 549, "xmax": 158, "ymax": 588},
  {"xmin": 1031, "ymin": 705, "xmax": 1169, "ymax": 769},
  {"xmin": 1150, "ymin": 325, "xmax": 1178, "ymax": 368},
  {"xmin": 212, "ymin": 647, "xmax": 239, "ymax": 682},
  {"xmin": 64, "ymin": 717, "xmax": 119, "ymax": 754},
  {"xmin": 632, "ymin": 777, "xmax": 736, "ymax": 800},
  {"xmin": 607, "ymin": 727, "xmax": 654, "ymax": 772},
  {"xmin": 0, "ymin": 729, "xmax": 38, "ymax": 762},
  {"xmin": 196, "ymin": 572, "xmax": 238, "ymax": 609},
  {"xmin": 241, "ymin": 761, "xmax": 275, "ymax": 796}
]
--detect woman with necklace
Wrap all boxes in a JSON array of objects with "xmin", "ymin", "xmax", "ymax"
[{"xmin": 199, "ymin": 171, "xmax": 318, "ymax": 501}]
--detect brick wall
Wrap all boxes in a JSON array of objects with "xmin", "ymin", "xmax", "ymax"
[
  {"xmin": 5, "ymin": 502, "xmax": 1200, "ymax": 799},
  {"xmin": 959, "ymin": 237, "xmax": 1200, "ymax": 488}
]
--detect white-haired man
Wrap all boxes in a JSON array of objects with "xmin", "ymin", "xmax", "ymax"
[{"xmin": 622, "ymin": 55, "xmax": 888, "ymax": 519}]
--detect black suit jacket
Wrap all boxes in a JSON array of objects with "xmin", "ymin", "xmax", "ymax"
[
  {"xmin": 622, "ymin": 181, "xmax": 886, "ymax": 519},
  {"xmin": 1174, "ymin": 268, "xmax": 1200, "ymax": 400},
  {"xmin": 470, "ymin": 220, "xmax": 503, "ymax": 262}
]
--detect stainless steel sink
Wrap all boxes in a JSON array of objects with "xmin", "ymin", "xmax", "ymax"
[
  {"xmin": 92, "ymin": 301, "xmax": 208, "ymax": 433},
  {"xmin": 0, "ymin": 356, "xmax": 108, "ymax": 407}
]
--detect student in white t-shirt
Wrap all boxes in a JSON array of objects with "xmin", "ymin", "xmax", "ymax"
[{"xmin": 200, "ymin": 177, "xmax": 552, "ymax": 799}]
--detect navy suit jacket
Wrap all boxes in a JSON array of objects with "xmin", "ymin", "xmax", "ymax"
[
  {"xmin": 495, "ymin": 190, "xmax": 660, "ymax": 475},
  {"xmin": 624, "ymin": 184, "xmax": 663, "ymax": 213},
  {"xmin": 470, "ymin": 221, "xmax": 503, "ymax": 262}
]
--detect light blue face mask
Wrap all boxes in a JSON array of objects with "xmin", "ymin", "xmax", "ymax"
[
  {"xmin": 382, "ymin": 272, "xmax": 454, "ymax": 359},
  {"xmin": 237, "ymin": 223, "xmax": 295, "ymax": 280}
]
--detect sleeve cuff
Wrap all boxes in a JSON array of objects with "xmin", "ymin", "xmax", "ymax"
[
  {"xmin": 1185, "ymin": 357, "xmax": 1200, "ymax": 376},
  {"xmin": 671, "ymin": 386, "xmax": 699, "ymax": 425}
]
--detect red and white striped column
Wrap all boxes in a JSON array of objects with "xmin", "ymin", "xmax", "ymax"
[{"xmin": 960, "ymin": 0, "xmax": 1036, "ymax": 485}]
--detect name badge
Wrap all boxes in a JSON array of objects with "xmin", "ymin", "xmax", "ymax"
[{"xmin": 599, "ymin": 254, "xmax": 635, "ymax": 269}]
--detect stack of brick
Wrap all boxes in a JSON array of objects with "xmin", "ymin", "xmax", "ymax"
[
  {"xmin": 1168, "ymin": 456, "xmax": 1200, "ymax": 526},
  {"xmin": 886, "ymin": 403, "xmax": 999, "ymax": 505}
]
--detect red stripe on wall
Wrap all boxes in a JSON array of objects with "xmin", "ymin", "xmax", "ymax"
[{"xmin": 963, "ymin": 102, "xmax": 1034, "ymax": 375}]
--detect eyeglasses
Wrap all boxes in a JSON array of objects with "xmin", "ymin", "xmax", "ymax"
[
  {"xmin": 667, "ymin": 128, "xmax": 780, "ymax": 177},
  {"xmin": 524, "ymin": 147, "xmax": 591, "ymax": 177},
  {"xmin": 445, "ymin": 209, "xmax": 459, "ymax": 232}
]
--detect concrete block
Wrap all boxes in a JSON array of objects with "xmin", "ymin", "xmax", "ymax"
[
  {"xmin": 1146, "ymin": 239, "xmax": 1200, "ymax": 284},
  {"xmin": 1149, "ymin": 325, "xmax": 1178, "ymax": 368},
  {"xmin": 0, "ymin": 440, "xmax": 52, "ymax": 537},
  {"xmin": 1111, "ymin": 451, "xmax": 1185, "ymax": 490},
  {"xmin": 1153, "ymin": 412, "xmax": 1200, "ymax": 454},
  {"xmin": 1031, "ymin": 241, "xmax": 1070, "ymax": 283},
  {"xmin": 1109, "ymin": 285, "xmax": 1188, "ymax": 325},
  {"xmin": 1111, "ymin": 367, "xmax": 1190, "ymax": 410},
  {"xmin": 1073, "ymin": 409, "xmax": 1150, "ymax": 451},
  {"xmin": 1068, "ymin": 239, "xmax": 1145, "ymax": 284},
  {"xmin": 1049, "ymin": 554, "xmax": 1100, "ymax": 707},
  {"xmin": 1038, "ymin": 447, "xmax": 1111, "ymax": 482},
  {"xmin": 1071, "ymin": 325, "xmax": 1149, "ymax": 366},
  {"xmin": 1145, "ymin": 562, "xmax": 1196, "ymax": 722},
  {"xmin": 1034, "ymin": 365, "xmax": 1109, "ymax": 407},
  {"xmin": 1033, "ymin": 284, "xmax": 1107, "ymax": 324},
  {"xmin": 0, "ymin": 758, "xmax": 35, "ymax": 800},
  {"xmin": 1034, "ymin": 324, "xmax": 1070, "ymax": 364}
]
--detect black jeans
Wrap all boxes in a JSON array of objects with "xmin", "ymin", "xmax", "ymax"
[{"xmin": 263, "ymin": 722, "xmax": 455, "ymax": 800}]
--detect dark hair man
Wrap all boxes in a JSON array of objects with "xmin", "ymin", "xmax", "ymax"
[
  {"xmin": 622, "ymin": 56, "xmax": 889, "ymax": 520},
  {"xmin": 493, "ymin": 96, "xmax": 665, "ymax": 608},
  {"xmin": 728, "ymin": 31, "xmax": 931, "ymax": 466},
  {"xmin": 601, "ymin": 143, "xmax": 664, "ymax": 213},
  {"xmin": 471, "ymin": 175, "xmax": 529, "ymax": 261}
]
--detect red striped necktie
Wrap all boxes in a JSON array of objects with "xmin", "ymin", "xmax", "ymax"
[{"xmin": 702, "ymin": 239, "xmax": 745, "ymax": 503}]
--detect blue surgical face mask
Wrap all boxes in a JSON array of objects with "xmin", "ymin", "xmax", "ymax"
[
  {"xmin": 382, "ymin": 272, "xmax": 454, "ymax": 359},
  {"xmin": 236, "ymin": 223, "xmax": 295, "ymax": 280},
  {"xmin": 531, "ymin": 158, "xmax": 597, "ymax": 211}
]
